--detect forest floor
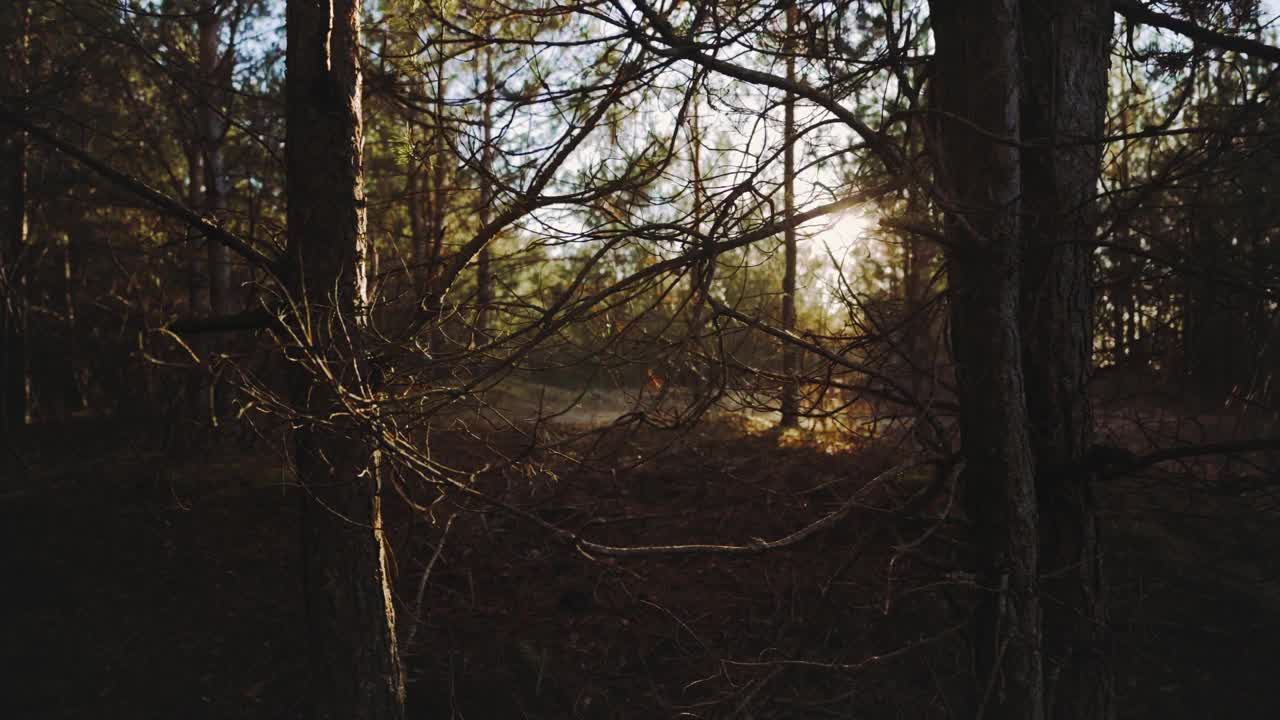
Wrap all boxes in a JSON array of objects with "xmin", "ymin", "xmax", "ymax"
[{"xmin": 3, "ymin": 405, "xmax": 1279, "ymax": 719}]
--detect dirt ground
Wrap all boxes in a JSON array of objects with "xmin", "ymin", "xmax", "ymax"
[{"xmin": 3, "ymin": 414, "xmax": 1279, "ymax": 719}]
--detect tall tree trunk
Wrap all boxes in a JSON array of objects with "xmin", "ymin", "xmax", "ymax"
[
  {"xmin": 779, "ymin": 1, "xmax": 800, "ymax": 428},
  {"xmin": 1109, "ymin": 98, "xmax": 1134, "ymax": 366},
  {"xmin": 427, "ymin": 63, "xmax": 448, "ymax": 293},
  {"xmin": 928, "ymin": 2, "xmax": 1043, "ymax": 718},
  {"xmin": 184, "ymin": 144, "xmax": 212, "ymax": 430},
  {"xmin": 1184, "ymin": 204, "xmax": 1242, "ymax": 400},
  {"xmin": 186, "ymin": 145, "xmax": 208, "ymax": 315},
  {"xmin": 893, "ymin": 55, "xmax": 937, "ymax": 403},
  {"xmin": 407, "ymin": 151, "xmax": 425, "ymax": 290},
  {"xmin": 285, "ymin": 0, "xmax": 405, "ymax": 717},
  {"xmin": 198, "ymin": 2, "xmax": 232, "ymax": 419},
  {"xmin": 1018, "ymin": 4, "xmax": 1114, "ymax": 718},
  {"xmin": 1, "ymin": 0, "xmax": 30, "ymax": 433},
  {"xmin": 475, "ymin": 40, "xmax": 495, "ymax": 340},
  {"xmin": 682, "ymin": 88, "xmax": 720, "ymax": 391},
  {"xmin": 415, "ymin": 55, "xmax": 450, "ymax": 375},
  {"xmin": 198, "ymin": 2, "xmax": 231, "ymax": 316}
]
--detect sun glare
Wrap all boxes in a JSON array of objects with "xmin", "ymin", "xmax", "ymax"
[
  {"xmin": 806, "ymin": 210, "xmax": 876, "ymax": 308},
  {"xmin": 814, "ymin": 210, "xmax": 874, "ymax": 264}
]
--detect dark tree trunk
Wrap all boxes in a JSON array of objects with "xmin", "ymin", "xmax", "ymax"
[
  {"xmin": 0, "ymin": 128, "xmax": 26, "ymax": 432},
  {"xmin": 779, "ymin": 1, "xmax": 800, "ymax": 428},
  {"xmin": 427, "ymin": 65, "xmax": 448, "ymax": 293},
  {"xmin": 186, "ymin": 145, "xmax": 208, "ymax": 315},
  {"xmin": 928, "ymin": 3, "xmax": 1043, "ymax": 718},
  {"xmin": 894, "ymin": 64, "xmax": 937, "ymax": 402},
  {"xmin": 183, "ymin": 144, "xmax": 213, "ymax": 429},
  {"xmin": 1, "ymin": 0, "xmax": 30, "ymax": 433},
  {"xmin": 475, "ymin": 41, "xmax": 495, "ymax": 339},
  {"xmin": 407, "ymin": 156, "xmax": 425, "ymax": 284},
  {"xmin": 421, "ymin": 62, "xmax": 449, "ymax": 371},
  {"xmin": 1108, "ymin": 102, "xmax": 1134, "ymax": 366},
  {"xmin": 285, "ymin": 0, "xmax": 405, "ymax": 717},
  {"xmin": 1183, "ymin": 206, "xmax": 1247, "ymax": 401},
  {"xmin": 1018, "ymin": 4, "xmax": 1114, "ymax": 718}
]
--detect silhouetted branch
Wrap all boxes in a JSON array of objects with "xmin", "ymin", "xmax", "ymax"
[{"xmin": 1114, "ymin": 0, "xmax": 1280, "ymax": 63}]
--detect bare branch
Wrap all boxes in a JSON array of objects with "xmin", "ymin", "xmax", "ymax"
[{"xmin": 1114, "ymin": 0, "xmax": 1280, "ymax": 63}]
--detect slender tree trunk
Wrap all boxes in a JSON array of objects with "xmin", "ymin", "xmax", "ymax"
[
  {"xmin": 199, "ymin": 3, "xmax": 231, "ymax": 316},
  {"xmin": 198, "ymin": 2, "xmax": 232, "ymax": 419},
  {"xmin": 682, "ymin": 88, "xmax": 720, "ymax": 391},
  {"xmin": 1018, "ymin": 4, "xmax": 1114, "ymax": 718},
  {"xmin": 61, "ymin": 221, "xmax": 81, "ymax": 414},
  {"xmin": 184, "ymin": 145, "xmax": 212, "ymax": 429},
  {"xmin": 686, "ymin": 92, "xmax": 714, "ymax": 324},
  {"xmin": 475, "ymin": 40, "xmax": 495, "ymax": 339},
  {"xmin": 928, "ymin": 3, "xmax": 1043, "ymax": 718},
  {"xmin": 893, "ymin": 60, "xmax": 937, "ymax": 402},
  {"xmin": 186, "ymin": 145, "xmax": 208, "ymax": 315},
  {"xmin": 1185, "ymin": 204, "xmax": 1239, "ymax": 399},
  {"xmin": 407, "ymin": 152, "xmax": 425, "ymax": 287},
  {"xmin": 427, "ymin": 64, "xmax": 448, "ymax": 291},
  {"xmin": 285, "ymin": 0, "xmax": 405, "ymax": 717},
  {"xmin": 779, "ymin": 1, "xmax": 800, "ymax": 428},
  {"xmin": 1, "ymin": 0, "xmax": 30, "ymax": 432},
  {"xmin": 1110, "ymin": 101, "xmax": 1133, "ymax": 366},
  {"xmin": 1110, "ymin": 276, "xmax": 1130, "ymax": 364}
]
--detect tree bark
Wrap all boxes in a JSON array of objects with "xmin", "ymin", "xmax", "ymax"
[
  {"xmin": 779, "ymin": 1, "xmax": 800, "ymax": 428},
  {"xmin": 928, "ymin": 2, "xmax": 1043, "ymax": 718},
  {"xmin": 1017, "ymin": 3, "xmax": 1114, "ymax": 718},
  {"xmin": 285, "ymin": 0, "xmax": 405, "ymax": 717}
]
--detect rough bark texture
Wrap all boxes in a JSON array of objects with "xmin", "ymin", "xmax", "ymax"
[
  {"xmin": 779, "ymin": 1, "xmax": 800, "ymax": 428},
  {"xmin": 285, "ymin": 0, "xmax": 406, "ymax": 717},
  {"xmin": 1018, "ymin": 3, "xmax": 1114, "ymax": 718},
  {"xmin": 928, "ymin": 2, "xmax": 1043, "ymax": 718}
]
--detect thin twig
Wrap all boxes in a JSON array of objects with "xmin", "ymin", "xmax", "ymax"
[{"xmin": 404, "ymin": 513, "xmax": 456, "ymax": 651}]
